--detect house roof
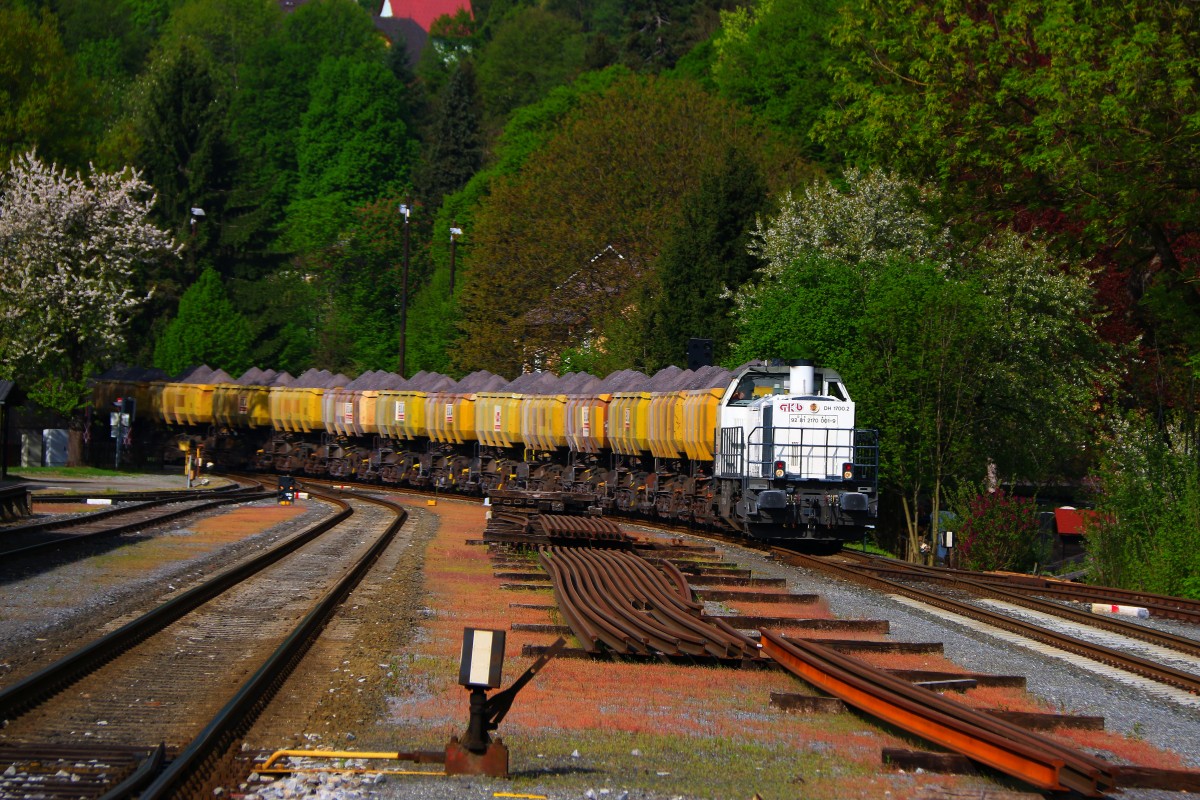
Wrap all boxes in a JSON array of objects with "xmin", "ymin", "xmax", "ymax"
[{"xmin": 380, "ymin": 0, "xmax": 471, "ymax": 33}]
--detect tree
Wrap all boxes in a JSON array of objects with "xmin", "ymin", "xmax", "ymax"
[
  {"xmin": 0, "ymin": 151, "xmax": 177, "ymax": 461},
  {"xmin": 474, "ymin": 7, "xmax": 586, "ymax": 131},
  {"xmin": 283, "ymin": 56, "xmax": 416, "ymax": 252},
  {"xmin": 711, "ymin": 0, "xmax": 838, "ymax": 162},
  {"xmin": 1087, "ymin": 411, "xmax": 1200, "ymax": 597},
  {"xmin": 224, "ymin": 0, "xmax": 386, "ymax": 270},
  {"xmin": 0, "ymin": 5, "xmax": 94, "ymax": 168},
  {"xmin": 153, "ymin": 267, "xmax": 252, "ymax": 376},
  {"xmin": 642, "ymin": 149, "xmax": 766, "ymax": 370},
  {"xmin": 414, "ymin": 61, "xmax": 483, "ymax": 209},
  {"xmin": 818, "ymin": 0, "xmax": 1200, "ymax": 407},
  {"xmin": 731, "ymin": 170, "xmax": 1111, "ymax": 558},
  {"xmin": 454, "ymin": 74, "xmax": 800, "ymax": 376},
  {"xmin": 308, "ymin": 198, "xmax": 406, "ymax": 373}
]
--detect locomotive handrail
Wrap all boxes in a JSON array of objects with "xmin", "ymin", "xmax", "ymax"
[{"xmin": 716, "ymin": 425, "xmax": 878, "ymax": 486}]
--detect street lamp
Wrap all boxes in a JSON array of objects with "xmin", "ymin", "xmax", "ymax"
[
  {"xmin": 398, "ymin": 199, "xmax": 412, "ymax": 376},
  {"xmin": 449, "ymin": 224, "xmax": 463, "ymax": 295}
]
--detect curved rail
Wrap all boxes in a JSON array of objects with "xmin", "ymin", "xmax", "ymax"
[
  {"xmin": 538, "ymin": 546, "xmax": 759, "ymax": 660},
  {"xmin": 138, "ymin": 487, "xmax": 408, "ymax": 798}
]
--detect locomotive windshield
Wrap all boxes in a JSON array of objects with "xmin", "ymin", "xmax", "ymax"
[
  {"xmin": 727, "ymin": 370, "xmax": 848, "ymax": 405},
  {"xmin": 728, "ymin": 372, "xmax": 787, "ymax": 406}
]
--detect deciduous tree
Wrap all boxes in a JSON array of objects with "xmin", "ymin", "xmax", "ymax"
[
  {"xmin": 0, "ymin": 150, "xmax": 177, "ymax": 460},
  {"xmin": 819, "ymin": 0, "xmax": 1200, "ymax": 404},
  {"xmin": 0, "ymin": 5, "xmax": 93, "ymax": 168},
  {"xmin": 455, "ymin": 74, "xmax": 796, "ymax": 376},
  {"xmin": 732, "ymin": 170, "xmax": 1111, "ymax": 558}
]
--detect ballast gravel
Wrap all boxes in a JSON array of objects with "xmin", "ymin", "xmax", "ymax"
[{"xmin": 245, "ymin": 530, "xmax": 1200, "ymax": 800}]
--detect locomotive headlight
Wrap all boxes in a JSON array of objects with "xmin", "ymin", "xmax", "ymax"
[
  {"xmin": 842, "ymin": 462, "xmax": 854, "ymax": 480},
  {"xmin": 774, "ymin": 460, "xmax": 786, "ymax": 479}
]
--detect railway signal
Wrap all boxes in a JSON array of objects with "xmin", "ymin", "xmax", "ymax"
[{"xmin": 446, "ymin": 631, "xmax": 565, "ymax": 777}]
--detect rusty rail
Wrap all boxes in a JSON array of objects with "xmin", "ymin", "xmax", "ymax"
[
  {"xmin": 538, "ymin": 547, "xmax": 760, "ymax": 661},
  {"xmin": 760, "ymin": 630, "xmax": 1116, "ymax": 796}
]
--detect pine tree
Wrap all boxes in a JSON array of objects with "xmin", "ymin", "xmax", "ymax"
[
  {"xmin": 153, "ymin": 267, "xmax": 252, "ymax": 376},
  {"xmin": 414, "ymin": 61, "xmax": 483, "ymax": 209},
  {"xmin": 643, "ymin": 149, "xmax": 766, "ymax": 369}
]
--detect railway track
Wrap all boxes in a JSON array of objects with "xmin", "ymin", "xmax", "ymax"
[
  {"xmin": 0, "ymin": 481, "xmax": 271, "ymax": 563},
  {"xmin": 0, "ymin": 483, "xmax": 406, "ymax": 799},
  {"xmin": 842, "ymin": 550, "xmax": 1200, "ymax": 624},
  {"xmin": 782, "ymin": 548, "xmax": 1200, "ymax": 695},
  {"xmin": 491, "ymin": 511, "xmax": 1200, "ymax": 796}
]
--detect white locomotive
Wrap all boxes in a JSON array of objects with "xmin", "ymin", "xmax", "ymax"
[{"xmin": 714, "ymin": 360, "xmax": 877, "ymax": 546}]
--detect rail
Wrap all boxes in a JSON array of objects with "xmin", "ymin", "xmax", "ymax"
[
  {"xmin": 539, "ymin": 546, "xmax": 760, "ymax": 661},
  {"xmin": 774, "ymin": 549, "xmax": 1200, "ymax": 695},
  {"xmin": 0, "ymin": 486, "xmax": 349, "ymax": 721},
  {"xmin": 760, "ymin": 630, "xmax": 1116, "ymax": 795}
]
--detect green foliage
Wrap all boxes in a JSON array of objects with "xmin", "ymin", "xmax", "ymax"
[
  {"xmin": 224, "ymin": 0, "xmax": 385, "ymax": 261},
  {"xmin": 284, "ymin": 56, "xmax": 416, "ymax": 252},
  {"xmin": 416, "ymin": 8, "xmax": 478, "ymax": 97},
  {"xmin": 818, "ymin": 0, "xmax": 1200, "ymax": 404},
  {"xmin": 732, "ymin": 170, "xmax": 1113, "ymax": 556},
  {"xmin": 474, "ymin": 7, "xmax": 586, "ymax": 131},
  {"xmin": 643, "ymin": 149, "xmax": 766, "ymax": 370},
  {"xmin": 229, "ymin": 268, "xmax": 319, "ymax": 375},
  {"xmin": 153, "ymin": 267, "xmax": 252, "ymax": 375},
  {"xmin": 310, "ymin": 199, "xmax": 406, "ymax": 373},
  {"xmin": 711, "ymin": 0, "xmax": 837, "ymax": 161},
  {"xmin": 455, "ymin": 73, "xmax": 793, "ymax": 376},
  {"xmin": 954, "ymin": 490, "xmax": 1040, "ymax": 572},
  {"xmin": 0, "ymin": 5, "xmax": 94, "ymax": 168},
  {"xmin": 154, "ymin": 0, "xmax": 282, "ymax": 91},
  {"xmin": 1086, "ymin": 412, "xmax": 1200, "ymax": 598},
  {"xmin": 415, "ymin": 61, "xmax": 483, "ymax": 209}
]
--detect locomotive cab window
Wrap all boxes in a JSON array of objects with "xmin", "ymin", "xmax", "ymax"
[
  {"xmin": 728, "ymin": 374, "xmax": 785, "ymax": 405},
  {"xmin": 827, "ymin": 382, "xmax": 846, "ymax": 401}
]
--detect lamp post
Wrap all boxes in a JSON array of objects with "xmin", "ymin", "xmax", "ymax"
[
  {"xmin": 449, "ymin": 224, "xmax": 462, "ymax": 295},
  {"xmin": 398, "ymin": 199, "xmax": 412, "ymax": 376}
]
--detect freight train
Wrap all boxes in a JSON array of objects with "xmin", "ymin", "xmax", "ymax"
[{"xmin": 92, "ymin": 360, "xmax": 878, "ymax": 549}]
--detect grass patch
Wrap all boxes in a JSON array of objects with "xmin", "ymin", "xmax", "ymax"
[
  {"xmin": 11, "ymin": 466, "xmax": 148, "ymax": 479},
  {"xmin": 841, "ymin": 541, "xmax": 896, "ymax": 557},
  {"xmin": 502, "ymin": 728, "xmax": 890, "ymax": 800}
]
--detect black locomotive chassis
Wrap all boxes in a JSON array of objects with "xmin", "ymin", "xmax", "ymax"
[{"xmin": 97, "ymin": 423, "xmax": 876, "ymax": 545}]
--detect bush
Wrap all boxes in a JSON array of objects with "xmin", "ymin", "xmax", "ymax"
[
  {"xmin": 1086, "ymin": 412, "xmax": 1200, "ymax": 597},
  {"xmin": 955, "ymin": 490, "xmax": 1039, "ymax": 572}
]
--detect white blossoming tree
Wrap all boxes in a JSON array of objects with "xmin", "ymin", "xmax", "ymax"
[{"xmin": 0, "ymin": 150, "xmax": 178, "ymax": 463}]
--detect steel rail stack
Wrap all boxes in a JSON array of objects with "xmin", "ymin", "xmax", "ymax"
[{"xmin": 538, "ymin": 547, "xmax": 761, "ymax": 661}]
